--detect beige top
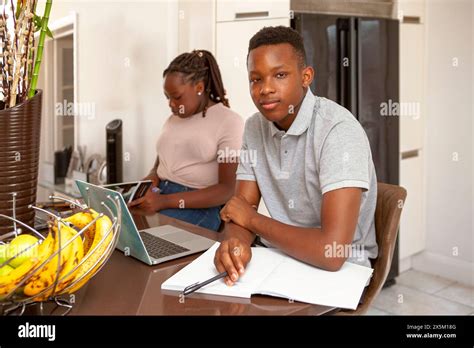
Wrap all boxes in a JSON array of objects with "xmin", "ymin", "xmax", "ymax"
[{"xmin": 156, "ymin": 103, "xmax": 244, "ymax": 189}]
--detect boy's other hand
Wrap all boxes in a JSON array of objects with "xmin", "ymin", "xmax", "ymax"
[{"xmin": 220, "ymin": 195, "xmax": 258, "ymax": 230}]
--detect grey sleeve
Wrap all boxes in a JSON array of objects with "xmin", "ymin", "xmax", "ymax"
[
  {"xmin": 236, "ymin": 121, "xmax": 257, "ymax": 182},
  {"xmin": 319, "ymin": 120, "xmax": 371, "ymax": 194}
]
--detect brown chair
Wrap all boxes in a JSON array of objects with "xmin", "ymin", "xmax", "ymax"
[{"xmin": 336, "ymin": 182, "xmax": 407, "ymax": 315}]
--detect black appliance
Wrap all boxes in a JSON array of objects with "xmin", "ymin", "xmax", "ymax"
[{"xmin": 106, "ymin": 119, "xmax": 123, "ymax": 184}]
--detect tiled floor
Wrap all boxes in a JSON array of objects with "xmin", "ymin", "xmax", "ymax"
[{"xmin": 365, "ymin": 270, "xmax": 474, "ymax": 315}]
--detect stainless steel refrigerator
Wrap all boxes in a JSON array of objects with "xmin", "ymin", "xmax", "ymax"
[{"xmin": 292, "ymin": 13, "xmax": 400, "ymax": 285}]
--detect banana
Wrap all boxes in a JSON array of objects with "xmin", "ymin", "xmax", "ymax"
[
  {"xmin": 64, "ymin": 209, "xmax": 98, "ymax": 254},
  {"xmin": 54, "ymin": 224, "xmax": 84, "ymax": 292},
  {"xmin": 0, "ymin": 232, "xmax": 54, "ymax": 299},
  {"xmin": 23, "ymin": 223, "xmax": 75, "ymax": 299},
  {"xmin": 60, "ymin": 214, "xmax": 114, "ymax": 294}
]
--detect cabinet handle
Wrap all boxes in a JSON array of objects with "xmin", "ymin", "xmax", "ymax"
[
  {"xmin": 401, "ymin": 149, "xmax": 419, "ymax": 160},
  {"xmin": 235, "ymin": 11, "xmax": 269, "ymax": 19},
  {"xmin": 402, "ymin": 16, "xmax": 421, "ymax": 24}
]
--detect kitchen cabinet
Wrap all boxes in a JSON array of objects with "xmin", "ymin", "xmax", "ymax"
[
  {"xmin": 400, "ymin": 21, "xmax": 425, "ymax": 153},
  {"xmin": 216, "ymin": 0, "xmax": 289, "ymax": 22},
  {"xmin": 398, "ymin": 13, "xmax": 426, "ymax": 262},
  {"xmin": 396, "ymin": 0, "xmax": 425, "ymax": 23},
  {"xmin": 399, "ymin": 150, "xmax": 425, "ymax": 259}
]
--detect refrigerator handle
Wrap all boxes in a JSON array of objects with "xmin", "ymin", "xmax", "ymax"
[
  {"xmin": 337, "ymin": 18, "xmax": 359, "ymax": 118},
  {"xmin": 336, "ymin": 18, "xmax": 348, "ymax": 108},
  {"xmin": 351, "ymin": 17, "xmax": 359, "ymax": 119}
]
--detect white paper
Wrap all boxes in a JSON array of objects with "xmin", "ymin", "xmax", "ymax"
[
  {"xmin": 256, "ymin": 256, "xmax": 373, "ymax": 310},
  {"xmin": 161, "ymin": 242, "xmax": 373, "ymax": 309},
  {"xmin": 161, "ymin": 243, "xmax": 281, "ymax": 298}
]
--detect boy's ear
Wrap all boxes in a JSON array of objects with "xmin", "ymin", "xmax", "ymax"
[{"xmin": 301, "ymin": 66, "xmax": 315, "ymax": 88}]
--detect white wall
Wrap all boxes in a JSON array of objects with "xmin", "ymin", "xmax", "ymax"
[
  {"xmin": 37, "ymin": 0, "xmax": 179, "ymax": 181},
  {"xmin": 412, "ymin": 0, "xmax": 473, "ymax": 285}
]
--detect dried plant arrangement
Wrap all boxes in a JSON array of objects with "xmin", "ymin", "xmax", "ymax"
[{"xmin": 0, "ymin": 0, "xmax": 52, "ymax": 109}]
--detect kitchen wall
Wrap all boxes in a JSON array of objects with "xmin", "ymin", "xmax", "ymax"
[
  {"xmin": 37, "ymin": 0, "xmax": 180, "ymax": 181},
  {"xmin": 412, "ymin": 0, "xmax": 473, "ymax": 285}
]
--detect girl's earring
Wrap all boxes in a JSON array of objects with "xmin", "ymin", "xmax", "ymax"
[{"xmin": 197, "ymin": 91, "xmax": 202, "ymax": 96}]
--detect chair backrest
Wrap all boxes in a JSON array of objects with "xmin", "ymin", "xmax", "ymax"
[{"xmin": 339, "ymin": 182, "xmax": 407, "ymax": 315}]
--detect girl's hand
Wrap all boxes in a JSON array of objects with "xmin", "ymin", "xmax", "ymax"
[
  {"xmin": 128, "ymin": 190, "xmax": 168, "ymax": 213},
  {"xmin": 143, "ymin": 172, "xmax": 160, "ymax": 187}
]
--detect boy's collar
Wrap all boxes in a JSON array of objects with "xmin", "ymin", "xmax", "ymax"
[{"xmin": 270, "ymin": 89, "xmax": 316, "ymax": 137}]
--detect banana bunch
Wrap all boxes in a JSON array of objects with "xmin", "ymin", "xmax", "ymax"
[
  {"xmin": 0, "ymin": 209, "xmax": 115, "ymax": 302},
  {"xmin": 0, "ymin": 232, "xmax": 54, "ymax": 299}
]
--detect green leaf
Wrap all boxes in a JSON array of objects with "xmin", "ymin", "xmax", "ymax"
[
  {"xmin": 46, "ymin": 27, "xmax": 53, "ymax": 39},
  {"xmin": 34, "ymin": 15, "xmax": 42, "ymax": 30},
  {"xmin": 33, "ymin": 15, "xmax": 53, "ymax": 38}
]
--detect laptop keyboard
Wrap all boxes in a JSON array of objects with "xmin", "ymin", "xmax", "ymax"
[{"xmin": 139, "ymin": 231, "xmax": 190, "ymax": 259}]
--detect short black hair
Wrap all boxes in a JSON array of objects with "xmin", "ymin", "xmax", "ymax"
[{"xmin": 247, "ymin": 26, "xmax": 307, "ymax": 68}]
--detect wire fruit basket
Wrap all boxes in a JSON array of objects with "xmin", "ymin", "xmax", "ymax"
[{"xmin": 0, "ymin": 191, "xmax": 121, "ymax": 315}]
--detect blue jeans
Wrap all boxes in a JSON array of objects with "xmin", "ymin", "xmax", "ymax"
[{"xmin": 157, "ymin": 180, "xmax": 222, "ymax": 232}]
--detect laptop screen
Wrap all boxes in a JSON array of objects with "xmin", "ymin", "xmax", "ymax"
[{"xmin": 75, "ymin": 180, "xmax": 153, "ymax": 265}]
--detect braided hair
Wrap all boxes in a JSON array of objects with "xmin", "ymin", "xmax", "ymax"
[{"xmin": 163, "ymin": 50, "xmax": 230, "ymax": 117}]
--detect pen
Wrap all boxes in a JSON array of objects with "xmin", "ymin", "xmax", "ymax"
[{"xmin": 182, "ymin": 271, "xmax": 228, "ymax": 296}]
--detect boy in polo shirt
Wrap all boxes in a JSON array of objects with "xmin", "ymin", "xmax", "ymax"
[{"xmin": 214, "ymin": 26, "xmax": 378, "ymax": 287}]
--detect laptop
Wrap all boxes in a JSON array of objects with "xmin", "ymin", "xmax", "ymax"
[{"xmin": 75, "ymin": 180, "xmax": 215, "ymax": 265}]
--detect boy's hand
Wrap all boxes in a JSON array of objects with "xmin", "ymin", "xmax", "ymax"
[
  {"xmin": 214, "ymin": 238, "xmax": 252, "ymax": 286},
  {"xmin": 220, "ymin": 195, "xmax": 258, "ymax": 230}
]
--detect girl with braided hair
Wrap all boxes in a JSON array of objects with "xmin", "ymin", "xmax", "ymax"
[{"xmin": 129, "ymin": 50, "xmax": 244, "ymax": 232}]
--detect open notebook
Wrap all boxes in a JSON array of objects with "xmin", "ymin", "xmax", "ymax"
[{"xmin": 161, "ymin": 242, "xmax": 374, "ymax": 310}]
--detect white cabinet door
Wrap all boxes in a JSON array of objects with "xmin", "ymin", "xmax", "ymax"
[
  {"xmin": 399, "ymin": 150, "xmax": 425, "ymax": 259},
  {"xmin": 216, "ymin": 0, "xmax": 289, "ymax": 22},
  {"xmin": 399, "ymin": 22, "xmax": 425, "ymax": 153},
  {"xmin": 216, "ymin": 18, "xmax": 289, "ymax": 121},
  {"xmin": 396, "ymin": 0, "xmax": 425, "ymax": 23}
]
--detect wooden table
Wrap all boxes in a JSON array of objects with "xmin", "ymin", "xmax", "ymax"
[{"xmin": 18, "ymin": 210, "xmax": 338, "ymax": 315}]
